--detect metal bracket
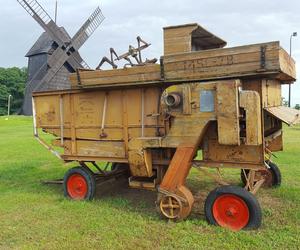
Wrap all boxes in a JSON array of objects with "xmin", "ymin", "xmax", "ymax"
[
  {"xmin": 96, "ymin": 48, "xmax": 119, "ymax": 70},
  {"xmin": 160, "ymin": 57, "xmax": 165, "ymax": 80},
  {"xmin": 260, "ymin": 46, "xmax": 267, "ymax": 70},
  {"xmin": 76, "ymin": 69, "xmax": 82, "ymax": 86},
  {"xmin": 157, "ymin": 187, "xmax": 188, "ymax": 205}
]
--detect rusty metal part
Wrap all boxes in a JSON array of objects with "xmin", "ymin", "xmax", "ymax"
[
  {"xmin": 116, "ymin": 36, "xmax": 158, "ymax": 67},
  {"xmin": 159, "ymin": 194, "xmax": 183, "ymax": 219},
  {"xmin": 96, "ymin": 48, "xmax": 119, "ymax": 70},
  {"xmin": 164, "ymin": 93, "xmax": 182, "ymax": 108},
  {"xmin": 158, "ymin": 186, "xmax": 194, "ymax": 220}
]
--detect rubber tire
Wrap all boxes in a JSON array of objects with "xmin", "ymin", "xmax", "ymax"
[
  {"xmin": 63, "ymin": 166, "xmax": 96, "ymax": 201},
  {"xmin": 267, "ymin": 162, "xmax": 281, "ymax": 187},
  {"xmin": 241, "ymin": 161, "xmax": 281, "ymax": 187},
  {"xmin": 205, "ymin": 185, "xmax": 262, "ymax": 230}
]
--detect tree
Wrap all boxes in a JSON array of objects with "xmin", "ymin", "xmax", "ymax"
[
  {"xmin": 0, "ymin": 67, "xmax": 27, "ymax": 115},
  {"xmin": 282, "ymin": 97, "xmax": 289, "ymax": 107},
  {"xmin": 295, "ymin": 104, "xmax": 300, "ymax": 110}
]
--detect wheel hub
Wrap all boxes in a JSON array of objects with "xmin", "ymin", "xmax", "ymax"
[
  {"xmin": 159, "ymin": 195, "xmax": 183, "ymax": 219},
  {"xmin": 67, "ymin": 174, "xmax": 88, "ymax": 200},
  {"xmin": 212, "ymin": 194, "xmax": 250, "ymax": 231}
]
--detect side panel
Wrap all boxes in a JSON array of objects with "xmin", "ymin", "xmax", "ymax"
[
  {"xmin": 34, "ymin": 87, "xmax": 164, "ymax": 177},
  {"xmin": 240, "ymin": 90, "xmax": 262, "ymax": 146},
  {"xmin": 202, "ymin": 124, "xmax": 264, "ymax": 165},
  {"xmin": 216, "ymin": 80, "xmax": 240, "ymax": 145}
]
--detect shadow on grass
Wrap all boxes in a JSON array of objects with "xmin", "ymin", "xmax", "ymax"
[{"xmin": 0, "ymin": 161, "xmax": 244, "ymax": 223}]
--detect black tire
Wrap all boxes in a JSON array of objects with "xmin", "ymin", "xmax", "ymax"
[
  {"xmin": 205, "ymin": 185, "xmax": 262, "ymax": 230},
  {"xmin": 63, "ymin": 166, "xmax": 96, "ymax": 201},
  {"xmin": 267, "ymin": 161, "xmax": 281, "ymax": 187},
  {"xmin": 241, "ymin": 161, "xmax": 281, "ymax": 187}
]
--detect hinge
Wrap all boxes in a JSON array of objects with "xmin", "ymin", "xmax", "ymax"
[
  {"xmin": 260, "ymin": 46, "xmax": 267, "ymax": 71},
  {"xmin": 160, "ymin": 57, "xmax": 165, "ymax": 80}
]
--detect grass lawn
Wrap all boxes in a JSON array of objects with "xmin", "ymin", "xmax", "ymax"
[{"xmin": 0, "ymin": 116, "xmax": 299, "ymax": 249}]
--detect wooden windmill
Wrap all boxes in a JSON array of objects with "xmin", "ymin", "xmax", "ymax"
[{"xmin": 17, "ymin": 0, "xmax": 104, "ymax": 115}]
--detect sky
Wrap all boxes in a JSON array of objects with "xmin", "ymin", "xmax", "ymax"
[{"xmin": 0, "ymin": 0, "xmax": 299, "ymax": 105}]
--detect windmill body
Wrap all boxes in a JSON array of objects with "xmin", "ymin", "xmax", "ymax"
[{"xmin": 18, "ymin": 0, "xmax": 104, "ymax": 115}]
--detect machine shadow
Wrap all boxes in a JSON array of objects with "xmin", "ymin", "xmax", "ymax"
[{"xmin": 93, "ymin": 177, "xmax": 206, "ymax": 221}]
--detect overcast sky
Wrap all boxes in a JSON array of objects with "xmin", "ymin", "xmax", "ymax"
[{"xmin": 0, "ymin": 0, "xmax": 299, "ymax": 105}]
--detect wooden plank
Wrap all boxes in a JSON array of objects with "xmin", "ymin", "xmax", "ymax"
[
  {"xmin": 216, "ymin": 80, "xmax": 240, "ymax": 145},
  {"xmin": 70, "ymin": 64, "xmax": 161, "ymax": 86},
  {"xmin": 203, "ymin": 139, "xmax": 264, "ymax": 165},
  {"xmin": 69, "ymin": 94, "xmax": 77, "ymax": 154},
  {"xmin": 264, "ymin": 106, "xmax": 300, "ymax": 125},
  {"xmin": 163, "ymin": 41, "xmax": 280, "ymax": 62},
  {"xmin": 164, "ymin": 25, "xmax": 195, "ymax": 56},
  {"xmin": 164, "ymin": 51, "xmax": 280, "ymax": 82},
  {"xmin": 279, "ymin": 48, "xmax": 296, "ymax": 80},
  {"xmin": 64, "ymin": 140, "xmax": 126, "ymax": 158},
  {"xmin": 261, "ymin": 79, "xmax": 282, "ymax": 107},
  {"xmin": 240, "ymin": 91, "xmax": 263, "ymax": 145},
  {"xmin": 77, "ymin": 72, "xmax": 161, "ymax": 86},
  {"xmin": 122, "ymin": 90, "xmax": 129, "ymax": 156}
]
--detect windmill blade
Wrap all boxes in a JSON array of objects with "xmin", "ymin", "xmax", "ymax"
[
  {"xmin": 17, "ymin": 0, "xmax": 70, "ymax": 45},
  {"xmin": 71, "ymin": 7, "xmax": 105, "ymax": 50}
]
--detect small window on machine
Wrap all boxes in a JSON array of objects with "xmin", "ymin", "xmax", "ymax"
[{"xmin": 200, "ymin": 90, "xmax": 215, "ymax": 112}]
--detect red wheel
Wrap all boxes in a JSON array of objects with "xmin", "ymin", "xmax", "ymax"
[
  {"xmin": 212, "ymin": 194, "xmax": 249, "ymax": 231},
  {"xmin": 205, "ymin": 185, "xmax": 262, "ymax": 231},
  {"xmin": 67, "ymin": 174, "xmax": 88, "ymax": 200},
  {"xmin": 63, "ymin": 167, "xmax": 96, "ymax": 200}
]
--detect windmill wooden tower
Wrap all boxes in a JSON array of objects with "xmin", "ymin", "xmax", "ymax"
[{"xmin": 17, "ymin": 0, "xmax": 104, "ymax": 115}]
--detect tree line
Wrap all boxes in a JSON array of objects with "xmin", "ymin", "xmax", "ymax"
[{"xmin": 0, "ymin": 67, "xmax": 27, "ymax": 115}]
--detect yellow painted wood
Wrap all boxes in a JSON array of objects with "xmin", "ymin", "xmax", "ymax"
[
  {"xmin": 216, "ymin": 80, "xmax": 240, "ymax": 145},
  {"xmin": 240, "ymin": 91, "xmax": 263, "ymax": 145}
]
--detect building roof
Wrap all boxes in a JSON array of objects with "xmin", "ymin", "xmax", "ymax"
[{"xmin": 25, "ymin": 27, "xmax": 71, "ymax": 57}]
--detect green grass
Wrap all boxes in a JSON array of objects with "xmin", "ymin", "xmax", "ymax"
[{"xmin": 0, "ymin": 116, "xmax": 300, "ymax": 249}]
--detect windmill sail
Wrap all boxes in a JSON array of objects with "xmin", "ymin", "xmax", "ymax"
[
  {"xmin": 17, "ymin": 0, "xmax": 70, "ymax": 44},
  {"xmin": 71, "ymin": 7, "xmax": 105, "ymax": 50}
]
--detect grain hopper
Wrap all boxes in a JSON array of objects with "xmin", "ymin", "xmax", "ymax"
[{"xmin": 32, "ymin": 23, "xmax": 299, "ymax": 231}]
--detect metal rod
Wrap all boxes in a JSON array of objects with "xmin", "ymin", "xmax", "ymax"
[
  {"xmin": 32, "ymin": 97, "xmax": 38, "ymax": 136},
  {"xmin": 59, "ymin": 95, "xmax": 64, "ymax": 146},
  {"xmin": 289, "ymin": 34, "xmax": 292, "ymax": 107},
  {"xmin": 141, "ymin": 89, "xmax": 145, "ymax": 137},
  {"xmin": 288, "ymin": 32, "xmax": 297, "ymax": 107},
  {"xmin": 101, "ymin": 93, "xmax": 108, "ymax": 134},
  {"xmin": 7, "ymin": 94, "xmax": 12, "ymax": 117},
  {"xmin": 36, "ymin": 136, "xmax": 62, "ymax": 159},
  {"xmin": 55, "ymin": 0, "xmax": 58, "ymax": 24}
]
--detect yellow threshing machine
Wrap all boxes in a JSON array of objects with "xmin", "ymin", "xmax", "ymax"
[{"xmin": 32, "ymin": 24, "xmax": 299, "ymax": 231}]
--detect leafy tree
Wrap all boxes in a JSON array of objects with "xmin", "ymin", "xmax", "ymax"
[
  {"xmin": 295, "ymin": 104, "xmax": 300, "ymax": 110},
  {"xmin": 0, "ymin": 67, "xmax": 27, "ymax": 115},
  {"xmin": 282, "ymin": 97, "xmax": 289, "ymax": 107}
]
